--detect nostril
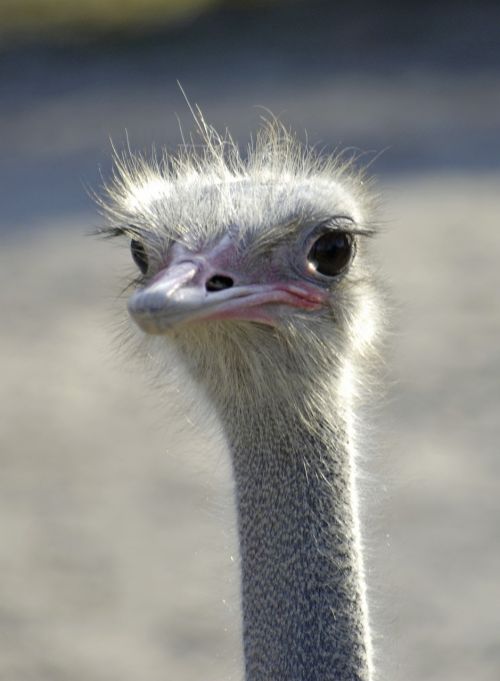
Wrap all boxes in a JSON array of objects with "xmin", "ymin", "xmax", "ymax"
[{"xmin": 206, "ymin": 275, "xmax": 234, "ymax": 292}]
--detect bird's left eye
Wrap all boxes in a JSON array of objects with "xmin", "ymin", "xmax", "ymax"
[
  {"xmin": 131, "ymin": 239, "xmax": 148, "ymax": 274},
  {"xmin": 307, "ymin": 231, "xmax": 353, "ymax": 277}
]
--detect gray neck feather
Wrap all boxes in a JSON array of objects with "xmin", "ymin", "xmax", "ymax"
[{"xmin": 221, "ymin": 398, "xmax": 372, "ymax": 681}]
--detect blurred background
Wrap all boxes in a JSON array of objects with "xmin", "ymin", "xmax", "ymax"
[{"xmin": 0, "ymin": 1, "xmax": 499, "ymax": 680}]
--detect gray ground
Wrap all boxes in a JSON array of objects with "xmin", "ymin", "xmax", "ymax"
[{"xmin": 1, "ymin": 29, "xmax": 499, "ymax": 681}]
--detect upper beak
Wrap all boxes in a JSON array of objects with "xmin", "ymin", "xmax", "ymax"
[{"xmin": 128, "ymin": 260, "xmax": 325, "ymax": 335}]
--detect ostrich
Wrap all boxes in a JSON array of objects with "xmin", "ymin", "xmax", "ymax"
[{"xmin": 98, "ymin": 117, "xmax": 381, "ymax": 681}]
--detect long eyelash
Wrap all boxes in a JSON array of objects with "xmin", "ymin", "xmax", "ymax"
[
  {"xmin": 350, "ymin": 228, "xmax": 377, "ymax": 238},
  {"xmin": 321, "ymin": 216, "xmax": 376, "ymax": 238},
  {"xmin": 93, "ymin": 226, "xmax": 125, "ymax": 239},
  {"xmin": 94, "ymin": 224, "xmax": 146, "ymax": 240}
]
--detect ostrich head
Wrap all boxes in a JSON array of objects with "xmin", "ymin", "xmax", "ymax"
[
  {"xmin": 99, "ymin": 117, "xmax": 383, "ymax": 681},
  {"xmin": 100, "ymin": 120, "xmax": 379, "ymax": 428}
]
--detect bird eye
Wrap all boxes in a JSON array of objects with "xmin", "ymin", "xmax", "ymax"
[
  {"xmin": 131, "ymin": 239, "xmax": 148, "ymax": 274},
  {"xmin": 307, "ymin": 231, "xmax": 353, "ymax": 277}
]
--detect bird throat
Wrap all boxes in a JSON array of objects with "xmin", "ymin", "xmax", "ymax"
[{"xmin": 225, "ymin": 404, "xmax": 372, "ymax": 681}]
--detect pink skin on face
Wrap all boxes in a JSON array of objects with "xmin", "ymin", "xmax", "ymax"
[
  {"xmin": 196, "ymin": 283, "xmax": 327, "ymax": 326},
  {"xmin": 128, "ymin": 238, "xmax": 328, "ymax": 334}
]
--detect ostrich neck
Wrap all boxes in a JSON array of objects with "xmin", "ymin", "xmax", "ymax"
[{"xmin": 223, "ymin": 397, "xmax": 372, "ymax": 681}]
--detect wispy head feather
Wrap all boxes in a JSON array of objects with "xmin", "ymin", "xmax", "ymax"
[{"xmin": 97, "ymin": 113, "xmax": 382, "ymax": 435}]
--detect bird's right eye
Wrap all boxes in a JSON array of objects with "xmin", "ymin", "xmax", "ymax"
[{"xmin": 131, "ymin": 240, "xmax": 148, "ymax": 274}]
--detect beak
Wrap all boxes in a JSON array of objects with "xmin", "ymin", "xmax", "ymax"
[{"xmin": 128, "ymin": 260, "xmax": 325, "ymax": 335}]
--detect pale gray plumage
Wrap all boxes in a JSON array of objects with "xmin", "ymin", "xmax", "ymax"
[{"xmin": 98, "ymin": 116, "xmax": 382, "ymax": 681}]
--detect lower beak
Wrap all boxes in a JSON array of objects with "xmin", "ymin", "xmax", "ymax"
[{"xmin": 128, "ymin": 262, "xmax": 324, "ymax": 335}]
